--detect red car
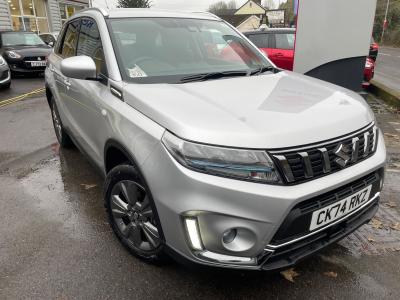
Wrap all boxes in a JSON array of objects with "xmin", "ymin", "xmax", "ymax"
[
  {"xmin": 363, "ymin": 57, "xmax": 375, "ymax": 88},
  {"xmin": 244, "ymin": 28, "xmax": 374, "ymax": 88},
  {"xmin": 244, "ymin": 28, "xmax": 295, "ymax": 70},
  {"xmin": 369, "ymin": 37, "xmax": 379, "ymax": 61}
]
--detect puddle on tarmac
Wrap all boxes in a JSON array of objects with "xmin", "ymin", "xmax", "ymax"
[{"xmin": 17, "ymin": 149, "xmax": 109, "ymax": 241}]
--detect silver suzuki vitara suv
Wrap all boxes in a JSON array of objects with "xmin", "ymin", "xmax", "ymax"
[{"xmin": 45, "ymin": 8, "xmax": 386, "ymax": 271}]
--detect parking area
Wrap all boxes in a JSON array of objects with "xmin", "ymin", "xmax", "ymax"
[
  {"xmin": 0, "ymin": 77, "xmax": 399, "ymax": 299},
  {"xmin": 375, "ymin": 46, "xmax": 400, "ymax": 94}
]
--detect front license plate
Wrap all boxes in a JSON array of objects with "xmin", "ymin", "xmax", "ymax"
[
  {"xmin": 309, "ymin": 185, "xmax": 372, "ymax": 231},
  {"xmin": 30, "ymin": 61, "xmax": 46, "ymax": 67}
]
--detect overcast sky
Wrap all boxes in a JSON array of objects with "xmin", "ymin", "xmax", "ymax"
[{"xmin": 92, "ymin": 0, "xmax": 283, "ymax": 11}]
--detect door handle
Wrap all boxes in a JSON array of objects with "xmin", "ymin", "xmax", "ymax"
[{"xmin": 273, "ymin": 53, "xmax": 284, "ymax": 57}]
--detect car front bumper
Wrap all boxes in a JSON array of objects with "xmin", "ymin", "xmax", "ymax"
[
  {"xmin": 141, "ymin": 132, "xmax": 386, "ymax": 270},
  {"xmin": 0, "ymin": 65, "xmax": 11, "ymax": 86},
  {"xmin": 6, "ymin": 58, "xmax": 46, "ymax": 74}
]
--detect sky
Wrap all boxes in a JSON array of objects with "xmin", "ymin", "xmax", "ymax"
[{"xmin": 92, "ymin": 0, "xmax": 283, "ymax": 11}]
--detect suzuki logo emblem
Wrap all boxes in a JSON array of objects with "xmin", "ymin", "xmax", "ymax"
[
  {"xmin": 37, "ymin": 57, "xmax": 41, "ymax": 61},
  {"xmin": 334, "ymin": 143, "xmax": 351, "ymax": 168}
]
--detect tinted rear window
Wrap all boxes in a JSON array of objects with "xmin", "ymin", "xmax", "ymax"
[
  {"xmin": 275, "ymin": 33, "xmax": 295, "ymax": 50},
  {"xmin": 247, "ymin": 33, "xmax": 269, "ymax": 48}
]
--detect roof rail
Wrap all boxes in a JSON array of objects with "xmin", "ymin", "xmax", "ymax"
[
  {"xmin": 192, "ymin": 11, "xmax": 220, "ymax": 19},
  {"xmin": 78, "ymin": 7, "xmax": 109, "ymax": 17}
]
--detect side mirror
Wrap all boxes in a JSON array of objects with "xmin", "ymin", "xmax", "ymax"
[
  {"xmin": 48, "ymin": 41, "xmax": 54, "ymax": 47},
  {"xmin": 60, "ymin": 55, "xmax": 97, "ymax": 80}
]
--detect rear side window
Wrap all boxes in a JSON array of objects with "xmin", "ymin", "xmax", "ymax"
[
  {"xmin": 59, "ymin": 20, "xmax": 80, "ymax": 58},
  {"xmin": 247, "ymin": 33, "xmax": 269, "ymax": 48},
  {"xmin": 275, "ymin": 33, "xmax": 295, "ymax": 50},
  {"xmin": 76, "ymin": 18, "xmax": 107, "ymax": 76}
]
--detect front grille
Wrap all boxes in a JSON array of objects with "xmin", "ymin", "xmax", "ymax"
[
  {"xmin": 269, "ymin": 169, "xmax": 382, "ymax": 246},
  {"xmin": 261, "ymin": 198, "xmax": 379, "ymax": 271},
  {"xmin": 270, "ymin": 124, "xmax": 378, "ymax": 184},
  {"xmin": 23, "ymin": 56, "xmax": 46, "ymax": 62}
]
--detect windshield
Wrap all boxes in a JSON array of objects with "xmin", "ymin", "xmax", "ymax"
[
  {"xmin": 2, "ymin": 32, "xmax": 45, "ymax": 46},
  {"xmin": 107, "ymin": 18, "xmax": 272, "ymax": 83}
]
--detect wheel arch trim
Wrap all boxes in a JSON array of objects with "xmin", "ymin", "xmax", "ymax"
[{"xmin": 104, "ymin": 138, "xmax": 166, "ymax": 242}]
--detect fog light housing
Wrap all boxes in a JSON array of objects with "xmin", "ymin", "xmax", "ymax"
[
  {"xmin": 183, "ymin": 217, "xmax": 256, "ymax": 266},
  {"xmin": 222, "ymin": 228, "xmax": 237, "ymax": 244}
]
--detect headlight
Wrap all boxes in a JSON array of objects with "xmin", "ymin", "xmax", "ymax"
[
  {"xmin": 162, "ymin": 131, "xmax": 281, "ymax": 183},
  {"xmin": 7, "ymin": 51, "xmax": 21, "ymax": 59},
  {"xmin": 0, "ymin": 55, "xmax": 5, "ymax": 66}
]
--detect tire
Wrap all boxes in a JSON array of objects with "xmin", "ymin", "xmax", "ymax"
[
  {"xmin": 104, "ymin": 164, "xmax": 165, "ymax": 263},
  {"xmin": 50, "ymin": 98, "xmax": 73, "ymax": 148}
]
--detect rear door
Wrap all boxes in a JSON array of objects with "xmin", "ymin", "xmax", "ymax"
[{"xmin": 270, "ymin": 32, "xmax": 295, "ymax": 70}]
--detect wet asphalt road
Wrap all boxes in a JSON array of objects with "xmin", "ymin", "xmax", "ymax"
[
  {"xmin": 0, "ymin": 79, "xmax": 400, "ymax": 299},
  {"xmin": 374, "ymin": 46, "xmax": 400, "ymax": 93}
]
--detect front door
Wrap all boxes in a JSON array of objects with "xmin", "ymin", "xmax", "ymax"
[{"xmin": 63, "ymin": 17, "xmax": 109, "ymax": 166}]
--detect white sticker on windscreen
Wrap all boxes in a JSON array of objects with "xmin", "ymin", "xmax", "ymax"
[{"xmin": 127, "ymin": 65, "xmax": 147, "ymax": 78}]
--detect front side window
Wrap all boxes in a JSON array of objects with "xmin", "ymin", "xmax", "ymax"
[
  {"xmin": 275, "ymin": 33, "xmax": 295, "ymax": 50},
  {"xmin": 1, "ymin": 32, "xmax": 45, "ymax": 46},
  {"xmin": 107, "ymin": 18, "xmax": 272, "ymax": 83},
  {"xmin": 60, "ymin": 20, "xmax": 80, "ymax": 58},
  {"xmin": 77, "ymin": 18, "xmax": 107, "ymax": 76}
]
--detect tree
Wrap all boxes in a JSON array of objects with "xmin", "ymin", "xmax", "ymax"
[
  {"xmin": 208, "ymin": 1, "xmax": 229, "ymax": 15},
  {"xmin": 373, "ymin": 0, "xmax": 400, "ymax": 46},
  {"xmin": 117, "ymin": 0, "xmax": 152, "ymax": 8},
  {"xmin": 263, "ymin": 0, "xmax": 275, "ymax": 10},
  {"xmin": 227, "ymin": 0, "xmax": 237, "ymax": 9},
  {"xmin": 278, "ymin": 0, "xmax": 294, "ymax": 26}
]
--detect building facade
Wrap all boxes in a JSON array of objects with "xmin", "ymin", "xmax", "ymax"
[{"xmin": 0, "ymin": 0, "xmax": 89, "ymax": 33}]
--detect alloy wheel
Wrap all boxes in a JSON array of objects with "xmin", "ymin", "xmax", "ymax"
[
  {"xmin": 52, "ymin": 103, "xmax": 62, "ymax": 140},
  {"xmin": 110, "ymin": 180, "xmax": 161, "ymax": 251}
]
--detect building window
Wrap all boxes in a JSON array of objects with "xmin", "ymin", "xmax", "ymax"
[
  {"xmin": 59, "ymin": 3, "xmax": 84, "ymax": 24},
  {"xmin": 8, "ymin": 0, "xmax": 49, "ymax": 33}
]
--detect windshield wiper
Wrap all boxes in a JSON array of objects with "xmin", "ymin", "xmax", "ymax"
[
  {"xmin": 250, "ymin": 66, "xmax": 279, "ymax": 76},
  {"xmin": 179, "ymin": 70, "xmax": 250, "ymax": 83}
]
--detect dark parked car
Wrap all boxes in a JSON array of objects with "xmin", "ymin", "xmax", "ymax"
[
  {"xmin": 0, "ymin": 31, "xmax": 52, "ymax": 75},
  {"xmin": 0, "ymin": 54, "xmax": 11, "ymax": 89},
  {"xmin": 39, "ymin": 32, "xmax": 59, "ymax": 47}
]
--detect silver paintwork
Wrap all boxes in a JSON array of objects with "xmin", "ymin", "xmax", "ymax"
[
  {"xmin": 60, "ymin": 56, "xmax": 97, "ymax": 80},
  {"xmin": 45, "ymin": 8, "xmax": 387, "ymax": 270}
]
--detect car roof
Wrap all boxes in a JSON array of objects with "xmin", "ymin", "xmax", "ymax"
[
  {"xmin": 243, "ymin": 28, "xmax": 295, "ymax": 35},
  {"xmin": 77, "ymin": 8, "xmax": 220, "ymax": 21}
]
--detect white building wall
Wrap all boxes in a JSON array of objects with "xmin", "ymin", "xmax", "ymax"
[
  {"xmin": 0, "ymin": 0, "xmax": 12, "ymax": 31},
  {"xmin": 47, "ymin": 0, "xmax": 63, "ymax": 32}
]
